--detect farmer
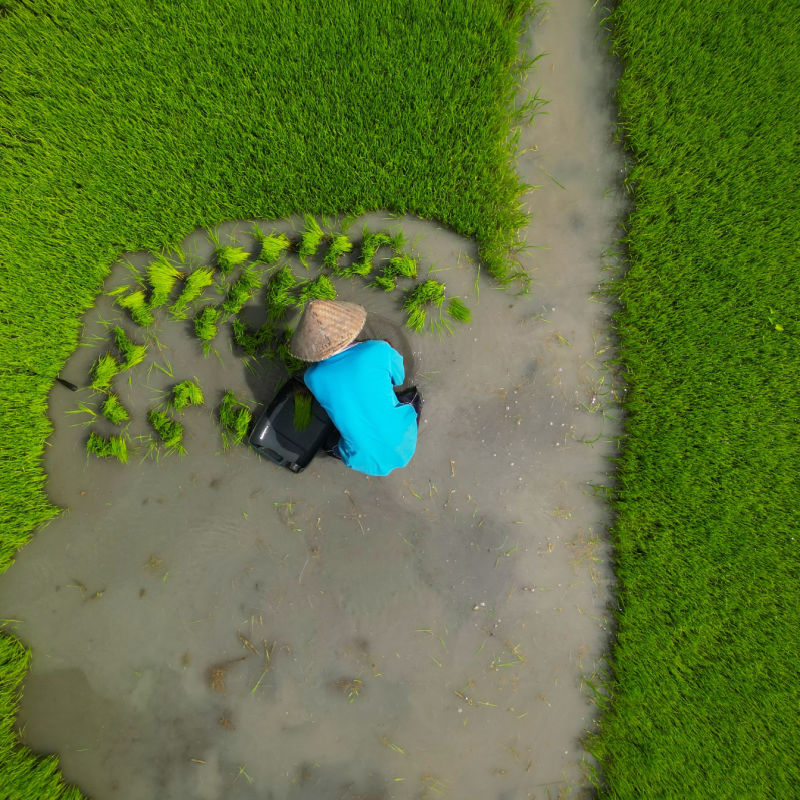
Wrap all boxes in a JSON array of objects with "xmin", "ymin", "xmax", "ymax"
[{"xmin": 289, "ymin": 299, "xmax": 421, "ymax": 476}]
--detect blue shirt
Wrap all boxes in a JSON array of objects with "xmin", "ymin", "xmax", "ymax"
[{"xmin": 303, "ymin": 340, "xmax": 417, "ymax": 476}]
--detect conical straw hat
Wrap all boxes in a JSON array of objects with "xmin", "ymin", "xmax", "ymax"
[{"xmin": 290, "ymin": 299, "xmax": 367, "ymax": 362}]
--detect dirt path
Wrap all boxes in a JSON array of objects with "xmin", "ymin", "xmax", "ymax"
[{"xmin": 0, "ymin": 3, "xmax": 624, "ymax": 798}]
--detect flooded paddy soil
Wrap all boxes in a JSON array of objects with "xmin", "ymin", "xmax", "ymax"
[{"xmin": 0, "ymin": 2, "xmax": 624, "ymax": 798}]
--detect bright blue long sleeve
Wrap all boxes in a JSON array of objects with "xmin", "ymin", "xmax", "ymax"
[{"xmin": 303, "ymin": 341, "xmax": 417, "ymax": 476}]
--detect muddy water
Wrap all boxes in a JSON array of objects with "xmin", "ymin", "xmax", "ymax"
[{"xmin": 0, "ymin": 2, "xmax": 624, "ymax": 798}]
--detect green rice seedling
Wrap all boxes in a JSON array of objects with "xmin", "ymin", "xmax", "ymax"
[
  {"xmin": 254, "ymin": 231, "xmax": 290, "ymax": 264},
  {"xmin": 171, "ymin": 379, "xmax": 204, "ymax": 412},
  {"xmin": 117, "ymin": 289, "xmax": 155, "ymax": 327},
  {"xmin": 265, "ymin": 265, "xmax": 298, "ymax": 321},
  {"xmin": 276, "ymin": 328, "xmax": 306, "ymax": 374},
  {"xmin": 222, "ymin": 265, "xmax": 262, "ymax": 315},
  {"xmin": 322, "ymin": 233, "xmax": 353, "ymax": 274},
  {"xmin": 231, "ymin": 319, "xmax": 276, "ymax": 358},
  {"xmin": 89, "ymin": 353, "xmax": 121, "ymax": 392},
  {"xmin": 402, "ymin": 280, "xmax": 445, "ymax": 332},
  {"xmin": 101, "ymin": 393, "xmax": 129, "ymax": 425},
  {"xmin": 147, "ymin": 408, "xmax": 185, "ymax": 454},
  {"xmin": 298, "ymin": 214, "xmax": 325, "ymax": 268},
  {"xmin": 371, "ymin": 254, "xmax": 419, "ymax": 291},
  {"xmin": 293, "ymin": 386, "xmax": 313, "ymax": 432},
  {"xmin": 170, "ymin": 268, "xmax": 215, "ymax": 319},
  {"xmin": 146, "ymin": 254, "xmax": 182, "ymax": 309},
  {"xmin": 113, "ymin": 326, "xmax": 147, "ymax": 370},
  {"xmin": 295, "ymin": 274, "xmax": 337, "ymax": 308},
  {"xmin": 446, "ymin": 297, "xmax": 472, "ymax": 323},
  {"xmin": 87, "ymin": 431, "xmax": 128, "ymax": 463},
  {"xmin": 194, "ymin": 306, "xmax": 221, "ymax": 354},
  {"xmin": 341, "ymin": 230, "xmax": 393, "ymax": 277},
  {"xmin": 218, "ymin": 391, "xmax": 253, "ymax": 448},
  {"xmin": 216, "ymin": 245, "xmax": 250, "ymax": 275}
]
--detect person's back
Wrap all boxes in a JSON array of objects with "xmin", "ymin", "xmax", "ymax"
[{"xmin": 304, "ymin": 340, "xmax": 417, "ymax": 476}]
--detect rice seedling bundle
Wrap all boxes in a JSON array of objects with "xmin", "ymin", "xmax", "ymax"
[
  {"xmin": 170, "ymin": 268, "xmax": 215, "ymax": 319},
  {"xmin": 89, "ymin": 353, "xmax": 121, "ymax": 391},
  {"xmin": 371, "ymin": 254, "xmax": 419, "ymax": 292},
  {"xmin": 446, "ymin": 297, "xmax": 471, "ymax": 323},
  {"xmin": 322, "ymin": 233, "xmax": 353, "ymax": 274},
  {"xmin": 146, "ymin": 254, "xmax": 182, "ymax": 309},
  {"xmin": 112, "ymin": 326, "xmax": 147, "ymax": 371},
  {"xmin": 101, "ymin": 393, "xmax": 129, "ymax": 425},
  {"xmin": 194, "ymin": 306, "xmax": 221, "ymax": 352},
  {"xmin": 298, "ymin": 215, "xmax": 325, "ymax": 268},
  {"xmin": 117, "ymin": 289, "xmax": 155, "ymax": 327},
  {"xmin": 342, "ymin": 231, "xmax": 393, "ymax": 278},
  {"xmin": 147, "ymin": 409, "xmax": 185, "ymax": 454},
  {"xmin": 265, "ymin": 265, "xmax": 298, "ymax": 321},
  {"xmin": 293, "ymin": 386, "xmax": 313, "ymax": 431},
  {"xmin": 215, "ymin": 245, "xmax": 250, "ymax": 275},
  {"xmin": 402, "ymin": 279, "xmax": 445, "ymax": 331},
  {"xmin": 222, "ymin": 265, "xmax": 262, "ymax": 315},
  {"xmin": 171, "ymin": 379, "xmax": 204, "ymax": 411},
  {"xmin": 86, "ymin": 431, "xmax": 128, "ymax": 463},
  {"xmin": 295, "ymin": 274, "xmax": 337, "ymax": 308},
  {"xmin": 255, "ymin": 232, "xmax": 290, "ymax": 264},
  {"xmin": 218, "ymin": 390, "xmax": 252, "ymax": 447},
  {"xmin": 231, "ymin": 319, "xmax": 275, "ymax": 358},
  {"xmin": 276, "ymin": 328, "xmax": 306, "ymax": 374}
]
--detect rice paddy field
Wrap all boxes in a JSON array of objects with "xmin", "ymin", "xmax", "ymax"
[
  {"xmin": 0, "ymin": 0, "xmax": 798, "ymax": 799},
  {"xmin": 588, "ymin": 1, "xmax": 800, "ymax": 797}
]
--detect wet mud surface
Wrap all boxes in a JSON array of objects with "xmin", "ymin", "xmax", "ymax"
[{"xmin": 0, "ymin": 2, "xmax": 625, "ymax": 798}]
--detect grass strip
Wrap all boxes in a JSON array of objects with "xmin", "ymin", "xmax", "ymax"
[{"xmin": 588, "ymin": 2, "xmax": 800, "ymax": 797}]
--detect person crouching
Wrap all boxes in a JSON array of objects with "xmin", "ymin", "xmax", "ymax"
[{"xmin": 290, "ymin": 299, "xmax": 421, "ymax": 476}]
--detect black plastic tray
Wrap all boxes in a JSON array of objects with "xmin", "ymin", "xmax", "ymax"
[{"xmin": 248, "ymin": 378, "xmax": 334, "ymax": 473}]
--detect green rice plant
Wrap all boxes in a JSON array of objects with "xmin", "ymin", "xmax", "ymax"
[
  {"xmin": 371, "ymin": 254, "xmax": 419, "ymax": 292},
  {"xmin": 147, "ymin": 408, "xmax": 185, "ymax": 454},
  {"xmin": 222, "ymin": 265, "xmax": 262, "ymax": 315},
  {"xmin": 254, "ymin": 230, "xmax": 290, "ymax": 264},
  {"xmin": 264, "ymin": 265, "xmax": 297, "ymax": 321},
  {"xmin": 216, "ymin": 245, "xmax": 250, "ymax": 275},
  {"xmin": 339, "ymin": 231, "xmax": 393, "ymax": 277},
  {"xmin": 295, "ymin": 274, "xmax": 337, "ymax": 308},
  {"xmin": 170, "ymin": 379, "xmax": 204, "ymax": 412},
  {"xmin": 218, "ymin": 391, "xmax": 252, "ymax": 448},
  {"xmin": 86, "ymin": 431, "xmax": 128, "ymax": 463},
  {"xmin": 146, "ymin": 254, "xmax": 182, "ymax": 309},
  {"xmin": 298, "ymin": 214, "xmax": 325, "ymax": 268},
  {"xmin": 117, "ymin": 289, "xmax": 155, "ymax": 327},
  {"xmin": 402, "ymin": 279, "xmax": 445, "ymax": 332},
  {"xmin": 276, "ymin": 328, "xmax": 306, "ymax": 374},
  {"xmin": 89, "ymin": 353, "xmax": 121, "ymax": 392},
  {"xmin": 446, "ymin": 297, "xmax": 472, "ymax": 323},
  {"xmin": 101, "ymin": 393, "xmax": 129, "ymax": 425},
  {"xmin": 231, "ymin": 319, "xmax": 276, "ymax": 358},
  {"xmin": 322, "ymin": 233, "xmax": 353, "ymax": 274},
  {"xmin": 170, "ymin": 268, "xmax": 215, "ymax": 319},
  {"xmin": 293, "ymin": 386, "xmax": 313, "ymax": 432},
  {"xmin": 113, "ymin": 326, "xmax": 147, "ymax": 370},
  {"xmin": 194, "ymin": 306, "xmax": 221, "ymax": 354}
]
